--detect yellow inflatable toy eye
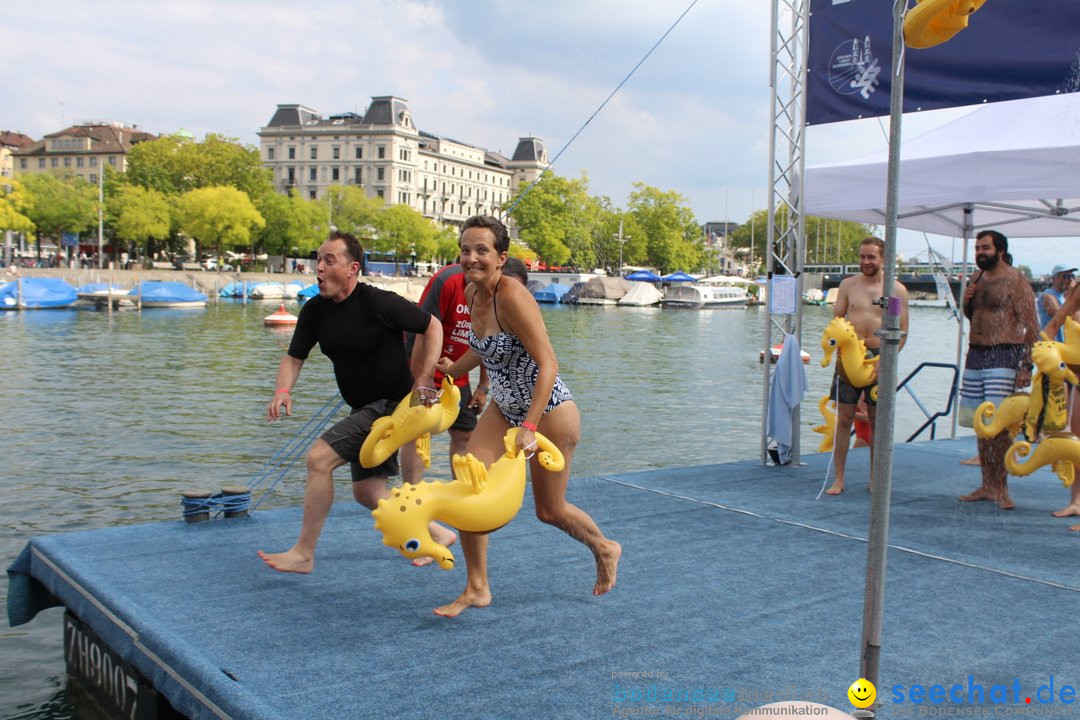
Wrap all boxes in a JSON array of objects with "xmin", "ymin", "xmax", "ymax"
[{"xmin": 372, "ymin": 428, "xmax": 565, "ymax": 568}]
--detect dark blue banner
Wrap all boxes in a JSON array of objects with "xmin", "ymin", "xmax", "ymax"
[{"xmin": 807, "ymin": 0, "xmax": 1080, "ymax": 125}]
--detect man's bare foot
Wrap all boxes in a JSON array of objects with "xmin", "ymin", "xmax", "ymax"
[
  {"xmin": 1051, "ymin": 502, "xmax": 1080, "ymax": 517},
  {"xmin": 433, "ymin": 587, "xmax": 491, "ymax": 618},
  {"xmin": 960, "ymin": 455, "xmax": 981, "ymax": 466},
  {"xmin": 958, "ymin": 488, "xmax": 995, "ymax": 502},
  {"xmin": 825, "ymin": 482, "xmax": 844, "ymax": 495},
  {"xmin": 594, "ymin": 541, "xmax": 622, "ymax": 596},
  {"xmin": 411, "ymin": 527, "xmax": 458, "ymax": 567},
  {"xmin": 997, "ymin": 494, "xmax": 1015, "ymax": 510},
  {"xmin": 1069, "ymin": 524, "xmax": 1080, "ymax": 532},
  {"xmin": 257, "ymin": 548, "xmax": 313, "ymax": 574}
]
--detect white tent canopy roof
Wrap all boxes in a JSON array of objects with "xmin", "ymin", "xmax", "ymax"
[{"xmin": 802, "ymin": 93, "xmax": 1080, "ymax": 237}]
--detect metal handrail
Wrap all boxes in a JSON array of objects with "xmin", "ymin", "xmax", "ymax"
[{"xmin": 896, "ymin": 361, "xmax": 960, "ymax": 442}]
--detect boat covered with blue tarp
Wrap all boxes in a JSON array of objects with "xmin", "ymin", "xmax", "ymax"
[
  {"xmin": 0, "ymin": 277, "xmax": 78, "ymax": 309},
  {"xmin": 132, "ymin": 281, "xmax": 208, "ymax": 308},
  {"xmin": 533, "ymin": 282, "xmax": 571, "ymax": 304}
]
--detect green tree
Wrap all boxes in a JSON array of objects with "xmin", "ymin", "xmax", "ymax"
[
  {"xmin": 627, "ymin": 183, "xmax": 702, "ymax": 273},
  {"xmin": 728, "ymin": 208, "xmax": 873, "ymax": 268},
  {"xmin": 20, "ymin": 173, "xmax": 98, "ymax": 257},
  {"xmin": 434, "ymin": 225, "xmax": 460, "ymax": 265},
  {"xmin": 108, "ymin": 185, "xmax": 171, "ymax": 260},
  {"xmin": 259, "ymin": 192, "xmax": 325, "ymax": 267},
  {"xmin": 123, "ymin": 134, "xmax": 274, "ymax": 201},
  {"xmin": 0, "ymin": 177, "xmax": 35, "ymax": 234},
  {"xmin": 507, "ymin": 172, "xmax": 598, "ymax": 268},
  {"xmin": 174, "ymin": 186, "xmax": 265, "ymax": 262},
  {"xmin": 374, "ymin": 204, "xmax": 438, "ymax": 270},
  {"xmin": 590, "ymin": 206, "xmax": 647, "ymax": 273},
  {"xmin": 325, "ymin": 186, "xmax": 382, "ymax": 239}
]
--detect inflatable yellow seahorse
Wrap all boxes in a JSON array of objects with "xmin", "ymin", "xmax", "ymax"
[
  {"xmin": 1005, "ymin": 433, "xmax": 1079, "ymax": 488},
  {"xmin": 972, "ymin": 393, "xmax": 1030, "ymax": 440},
  {"xmin": 359, "ymin": 375, "xmax": 461, "ymax": 469},
  {"xmin": 812, "ymin": 395, "xmax": 837, "ymax": 452},
  {"xmin": 904, "ymin": 0, "xmax": 987, "ymax": 49},
  {"xmin": 1055, "ymin": 316, "xmax": 1080, "ymax": 368},
  {"xmin": 371, "ymin": 428, "xmax": 565, "ymax": 569},
  {"xmin": 1024, "ymin": 341, "xmax": 1075, "ymax": 441},
  {"xmin": 821, "ymin": 316, "xmax": 879, "ymax": 400}
]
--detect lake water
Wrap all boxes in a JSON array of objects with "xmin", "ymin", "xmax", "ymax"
[{"xmin": 0, "ymin": 299, "xmax": 967, "ymax": 719}]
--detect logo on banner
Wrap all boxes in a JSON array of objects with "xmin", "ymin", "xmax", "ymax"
[{"xmin": 827, "ymin": 35, "xmax": 881, "ymax": 101}]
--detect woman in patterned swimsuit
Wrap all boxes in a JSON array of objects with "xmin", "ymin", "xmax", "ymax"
[{"xmin": 432, "ymin": 215, "xmax": 621, "ymax": 617}]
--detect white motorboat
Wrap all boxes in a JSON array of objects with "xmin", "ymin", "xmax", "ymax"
[{"xmin": 661, "ymin": 284, "xmax": 749, "ymax": 309}]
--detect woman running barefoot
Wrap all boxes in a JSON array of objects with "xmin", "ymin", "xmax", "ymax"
[{"xmin": 433, "ymin": 215, "xmax": 621, "ymax": 618}]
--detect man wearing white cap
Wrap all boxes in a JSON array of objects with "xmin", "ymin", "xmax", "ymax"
[{"xmin": 1038, "ymin": 264, "xmax": 1076, "ymax": 342}]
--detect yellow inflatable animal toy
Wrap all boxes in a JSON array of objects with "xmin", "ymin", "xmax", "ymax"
[
  {"xmin": 972, "ymin": 393, "xmax": 1030, "ymax": 440},
  {"xmin": 359, "ymin": 375, "xmax": 461, "ymax": 469},
  {"xmin": 903, "ymin": 0, "xmax": 987, "ymax": 49},
  {"xmin": 812, "ymin": 395, "xmax": 838, "ymax": 452},
  {"xmin": 1005, "ymin": 432, "xmax": 1080, "ymax": 488},
  {"xmin": 1054, "ymin": 316, "xmax": 1080, "ymax": 368},
  {"xmin": 1023, "ymin": 341, "xmax": 1076, "ymax": 441},
  {"xmin": 821, "ymin": 316, "xmax": 879, "ymax": 401},
  {"xmin": 372, "ymin": 428, "xmax": 565, "ymax": 569}
]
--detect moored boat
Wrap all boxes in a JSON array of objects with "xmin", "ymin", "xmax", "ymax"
[
  {"xmin": 0, "ymin": 277, "xmax": 78, "ymax": 309},
  {"xmin": 661, "ymin": 284, "xmax": 749, "ymax": 309},
  {"xmin": 132, "ymin": 281, "xmax": 208, "ymax": 308}
]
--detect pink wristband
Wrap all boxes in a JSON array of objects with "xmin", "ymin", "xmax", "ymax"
[
  {"xmin": 521, "ymin": 420, "xmax": 538, "ymax": 432},
  {"xmin": 275, "ymin": 389, "xmax": 291, "ymax": 395}
]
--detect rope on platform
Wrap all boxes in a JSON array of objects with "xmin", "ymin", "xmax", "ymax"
[
  {"xmin": 249, "ymin": 392, "xmax": 346, "ymax": 510},
  {"xmin": 181, "ymin": 491, "xmax": 252, "ymax": 519},
  {"xmin": 604, "ymin": 477, "xmax": 1080, "ymax": 594}
]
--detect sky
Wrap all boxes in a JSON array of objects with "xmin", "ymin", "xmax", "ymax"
[{"xmin": 4, "ymin": 0, "xmax": 1071, "ymax": 273}]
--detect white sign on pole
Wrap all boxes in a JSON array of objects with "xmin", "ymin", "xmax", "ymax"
[{"xmin": 769, "ymin": 274, "xmax": 798, "ymax": 315}]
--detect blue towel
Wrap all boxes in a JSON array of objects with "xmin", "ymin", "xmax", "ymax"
[{"xmin": 767, "ymin": 333, "xmax": 808, "ymax": 465}]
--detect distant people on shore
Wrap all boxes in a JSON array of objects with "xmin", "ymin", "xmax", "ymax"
[
  {"xmin": 825, "ymin": 237, "xmax": 909, "ymax": 496},
  {"xmin": 257, "ymin": 230, "xmax": 457, "ymax": 574},
  {"xmin": 431, "ymin": 215, "xmax": 620, "ymax": 617},
  {"xmin": 958, "ymin": 230, "xmax": 1039, "ymax": 510}
]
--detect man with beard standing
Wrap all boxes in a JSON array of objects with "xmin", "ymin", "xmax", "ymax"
[
  {"xmin": 958, "ymin": 230, "xmax": 1038, "ymax": 510},
  {"xmin": 826, "ymin": 237, "xmax": 909, "ymax": 495}
]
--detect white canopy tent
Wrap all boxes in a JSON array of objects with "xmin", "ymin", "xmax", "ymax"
[{"xmin": 802, "ymin": 93, "xmax": 1080, "ymax": 238}]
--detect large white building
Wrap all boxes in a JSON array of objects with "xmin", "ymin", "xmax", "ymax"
[{"xmin": 257, "ymin": 97, "xmax": 548, "ymax": 225}]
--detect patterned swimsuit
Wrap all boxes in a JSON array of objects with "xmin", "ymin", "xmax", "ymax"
[{"xmin": 468, "ymin": 281, "xmax": 573, "ymax": 425}]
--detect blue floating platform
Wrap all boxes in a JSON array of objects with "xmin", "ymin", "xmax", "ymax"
[{"xmin": 8, "ymin": 437, "xmax": 1080, "ymax": 719}]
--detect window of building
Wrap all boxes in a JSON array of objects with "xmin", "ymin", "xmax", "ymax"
[
  {"xmin": 38, "ymin": 158, "xmax": 45, "ymax": 168},
  {"xmin": 309, "ymin": 189, "xmax": 317, "ymax": 199},
  {"xmin": 309, "ymin": 168, "xmax": 317, "ymax": 182},
  {"xmin": 287, "ymin": 167, "xmax": 296, "ymax": 184},
  {"xmin": 354, "ymin": 167, "xmax": 362, "ymax": 185},
  {"xmin": 108, "ymin": 156, "xmax": 116, "ymax": 166},
  {"xmin": 64, "ymin": 157, "xmax": 71, "ymax": 167},
  {"xmin": 77, "ymin": 157, "xmax": 84, "ymax": 168},
  {"xmin": 332, "ymin": 146, "xmax": 340, "ymax": 160},
  {"xmin": 377, "ymin": 146, "xmax": 385, "ymax": 159},
  {"xmin": 288, "ymin": 147, "xmax": 296, "ymax": 160},
  {"xmin": 89, "ymin": 157, "xmax": 97, "ymax": 167},
  {"xmin": 310, "ymin": 146, "xmax": 317, "ymax": 160},
  {"xmin": 355, "ymin": 147, "xmax": 362, "ymax": 159},
  {"xmin": 89, "ymin": 174, "xmax": 97, "ymax": 184},
  {"xmin": 20, "ymin": 159, "xmax": 27, "ymax": 169},
  {"xmin": 268, "ymin": 147, "xmax": 275, "ymax": 160},
  {"xmin": 331, "ymin": 167, "xmax": 339, "ymax": 181},
  {"xmin": 376, "ymin": 189, "xmax": 384, "ymax": 199},
  {"xmin": 376, "ymin": 167, "xmax": 384, "ymax": 182}
]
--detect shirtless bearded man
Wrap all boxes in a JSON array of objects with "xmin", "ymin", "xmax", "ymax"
[
  {"xmin": 958, "ymin": 230, "xmax": 1038, "ymax": 510},
  {"xmin": 827, "ymin": 237, "xmax": 909, "ymax": 495}
]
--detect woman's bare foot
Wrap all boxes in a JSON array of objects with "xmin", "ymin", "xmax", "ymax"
[
  {"xmin": 411, "ymin": 526, "xmax": 458, "ymax": 567},
  {"xmin": 825, "ymin": 482, "xmax": 844, "ymax": 495},
  {"xmin": 257, "ymin": 548, "xmax": 314, "ymax": 574},
  {"xmin": 594, "ymin": 541, "xmax": 622, "ymax": 596},
  {"xmin": 433, "ymin": 586, "xmax": 491, "ymax": 618},
  {"xmin": 1051, "ymin": 502, "xmax": 1080, "ymax": 518},
  {"xmin": 960, "ymin": 455, "xmax": 981, "ymax": 466}
]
